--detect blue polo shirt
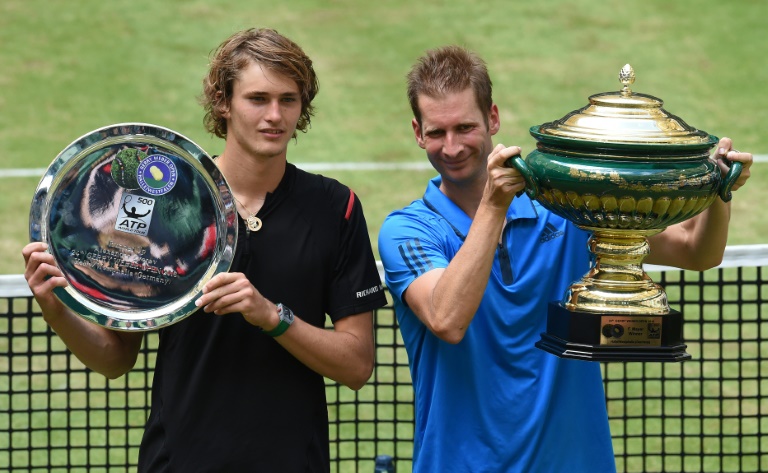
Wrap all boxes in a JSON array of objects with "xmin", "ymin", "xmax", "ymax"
[{"xmin": 379, "ymin": 176, "xmax": 615, "ymax": 473}]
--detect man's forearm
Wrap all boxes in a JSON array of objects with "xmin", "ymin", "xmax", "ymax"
[
  {"xmin": 275, "ymin": 314, "xmax": 374, "ymax": 390},
  {"xmin": 44, "ymin": 307, "xmax": 143, "ymax": 379},
  {"xmin": 426, "ymin": 202, "xmax": 506, "ymax": 340},
  {"xmin": 647, "ymin": 198, "xmax": 731, "ymax": 270}
]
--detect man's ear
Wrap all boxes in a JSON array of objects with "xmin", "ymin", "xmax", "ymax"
[
  {"xmin": 412, "ymin": 118, "xmax": 426, "ymax": 149},
  {"xmin": 216, "ymin": 90, "xmax": 230, "ymax": 118},
  {"xmin": 488, "ymin": 103, "xmax": 500, "ymax": 136}
]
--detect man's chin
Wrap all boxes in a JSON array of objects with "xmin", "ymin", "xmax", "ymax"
[{"xmin": 253, "ymin": 144, "xmax": 289, "ymax": 159}]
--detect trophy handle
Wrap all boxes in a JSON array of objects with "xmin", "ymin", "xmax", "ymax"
[
  {"xmin": 505, "ymin": 154, "xmax": 540, "ymax": 199},
  {"xmin": 718, "ymin": 159, "xmax": 743, "ymax": 202}
]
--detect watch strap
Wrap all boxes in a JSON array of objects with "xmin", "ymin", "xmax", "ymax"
[{"xmin": 263, "ymin": 303, "xmax": 294, "ymax": 337}]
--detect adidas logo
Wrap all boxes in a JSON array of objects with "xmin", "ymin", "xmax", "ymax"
[{"xmin": 539, "ymin": 222, "xmax": 565, "ymax": 243}]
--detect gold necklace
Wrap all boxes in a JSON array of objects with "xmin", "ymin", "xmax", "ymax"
[
  {"xmin": 213, "ymin": 157, "xmax": 265, "ymax": 232},
  {"xmin": 233, "ymin": 195, "xmax": 263, "ymax": 232}
]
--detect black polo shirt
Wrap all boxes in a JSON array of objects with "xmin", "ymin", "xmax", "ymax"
[{"xmin": 138, "ymin": 163, "xmax": 387, "ymax": 472}]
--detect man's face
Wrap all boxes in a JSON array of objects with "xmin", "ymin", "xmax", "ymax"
[
  {"xmin": 222, "ymin": 61, "xmax": 302, "ymax": 160},
  {"xmin": 412, "ymin": 88, "xmax": 499, "ymax": 187}
]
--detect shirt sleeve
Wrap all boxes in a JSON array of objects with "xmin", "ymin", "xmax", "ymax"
[
  {"xmin": 328, "ymin": 190, "xmax": 388, "ymax": 321},
  {"xmin": 378, "ymin": 207, "xmax": 452, "ymax": 306}
]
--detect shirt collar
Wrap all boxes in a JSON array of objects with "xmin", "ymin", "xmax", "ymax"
[{"xmin": 423, "ymin": 175, "xmax": 539, "ymax": 238}]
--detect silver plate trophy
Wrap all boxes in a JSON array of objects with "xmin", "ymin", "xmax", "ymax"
[{"xmin": 29, "ymin": 123, "xmax": 237, "ymax": 331}]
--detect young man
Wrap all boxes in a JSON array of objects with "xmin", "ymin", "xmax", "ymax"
[
  {"xmin": 22, "ymin": 28, "xmax": 387, "ymax": 472},
  {"xmin": 378, "ymin": 45, "xmax": 752, "ymax": 472}
]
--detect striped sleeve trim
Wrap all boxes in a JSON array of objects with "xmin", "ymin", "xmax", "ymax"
[
  {"xmin": 397, "ymin": 238, "xmax": 435, "ymax": 277},
  {"xmin": 344, "ymin": 189, "xmax": 355, "ymax": 221}
]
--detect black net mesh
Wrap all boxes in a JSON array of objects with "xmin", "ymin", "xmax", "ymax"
[
  {"xmin": 605, "ymin": 265, "xmax": 767, "ymax": 473},
  {"xmin": 1, "ymin": 262, "xmax": 766, "ymax": 472}
]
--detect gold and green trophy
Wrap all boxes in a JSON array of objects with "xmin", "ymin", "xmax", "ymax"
[{"xmin": 509, "ymin": 65, "xmax": 742, "ymax": 362}]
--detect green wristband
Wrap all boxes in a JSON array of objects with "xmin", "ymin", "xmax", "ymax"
[{"xmin": 263, "ymin": 303, "xmax": 294, "ymax": 337}]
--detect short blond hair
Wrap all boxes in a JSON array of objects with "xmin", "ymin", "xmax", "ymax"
[{"xmin": 407, "ymin": 45, "xmax": 493, "ymax": 128}]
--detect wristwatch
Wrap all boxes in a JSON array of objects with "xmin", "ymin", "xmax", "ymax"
[{"xmin": 263, "ymin": 303, "xmax": 294, "ymax": 337}]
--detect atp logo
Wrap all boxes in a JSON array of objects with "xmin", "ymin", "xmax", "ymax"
[
  {"xmin": 137, "ymin": 154, "xmax": 178, "ymax": 196},
  {"xmin": 115, "ymin": 193, "xmax": 155, "ymax": 236}
]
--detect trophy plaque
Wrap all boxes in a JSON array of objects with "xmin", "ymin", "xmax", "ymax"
[
  {"xmin": 29, "ymin": 123, "xmax": 237, "ymax": 331},
  {"xmin": 508, "ymin": 65, "xmax": 742, "ymax": 362}
]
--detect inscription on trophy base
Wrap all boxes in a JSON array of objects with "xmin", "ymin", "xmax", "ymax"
[{"xmin": 535, "ymin": 302, "xmax": 691, "ymax": 362}]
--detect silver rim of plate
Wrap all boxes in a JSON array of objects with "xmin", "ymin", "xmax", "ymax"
[{"xmin": 29, "ymin": 123, "xmax": 237, "ymax": 331}]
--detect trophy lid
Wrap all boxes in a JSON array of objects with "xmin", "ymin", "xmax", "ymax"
[{"xmin": 534, "ymin": 64, "xmax": 716, "ymax": 148}]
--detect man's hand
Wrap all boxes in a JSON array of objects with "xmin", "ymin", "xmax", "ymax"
[
  {"xmin": 195, "ymin": 272, "xmax": 279, "ymax": 330},
  {"xmin": 22, "ymin": 242, "xmax": 68, "ymax": 316},
  {"xmin": 484, "ymin": 144, "xmax": 525, "ymax": 209},
  {"xmin": 713, "ymin": 136, "xmax": 752, "ymax": 193}
]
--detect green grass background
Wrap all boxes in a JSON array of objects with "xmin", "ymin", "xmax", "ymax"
[
  {"xmin": 1, "ymin": 2, "xmax": 767, "ymax": 471},
  {"xmin": 1, "ymin": 0, "xmax": 766, "ymax": 275}
]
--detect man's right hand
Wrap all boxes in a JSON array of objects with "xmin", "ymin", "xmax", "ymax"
[
  {"xmin": 22, "ymin": 242, "xmax": 68, "ymax": 316},
  {"xmin": 484, "ymin": 144, "xmax": 525, "ymax": 209}
]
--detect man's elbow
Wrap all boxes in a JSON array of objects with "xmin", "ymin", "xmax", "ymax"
[
  {"xmin": 101, "ymin": 366, "xmax": 132, "ymax": 380},
  {"xmin": 88, "ymin": 351, "xmax": 138, "ymax": 380},
  {"xmin": 684, "ymin": 253, "xmax": 724, "ymax": 272},
  {"xmin": 429, "ymin": 320, "xmax": 466, "ymax": 345},
  {"xmin": 86, "ymin": 359, "xmax": 132, "ymax": 380},
  {"xmin": 343, "ymin": 362, "xmax": 374, "ymax": 391},
  {"xmin": 345, "ymin": 378, "xmax": 368, "ymax": 392}
]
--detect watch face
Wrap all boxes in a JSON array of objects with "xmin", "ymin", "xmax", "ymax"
[{"xmin": 278, "ymin": 304, "xmax": 294, "ymax": 324}]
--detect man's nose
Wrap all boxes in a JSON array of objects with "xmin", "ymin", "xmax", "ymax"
[
  {"xmin": 265, "ymin": 100, "xmax": 282, "ymax": 121},
  {"xmin": 442, "ymin": 133, "xmax": 463, "ymax": 157}
]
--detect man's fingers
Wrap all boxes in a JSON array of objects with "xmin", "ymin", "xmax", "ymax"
[
  {"xmin": 489, "ymin": 144, "xmax": 522, "ymax": 165},
  {"xmin": 26, "ymin": 262, "xmax": 68, "ymax": 299},
  {"xmin": 22, "ymin": 242, "xmax": 49, "ymax": 266},
  {"xmin": 201, "ymin": 288, "xmax": 251, "ymax": 315},
  {"xmin": 202, "ymin": 272, "xmax": 230, "ymax": 292},
  {"xmin": 24, "ymin": 251, "xmax": 58, "ymax": 280},
  {"xmin": 197, "ymin": 274, "xmax": 253, "ymax": 310}
]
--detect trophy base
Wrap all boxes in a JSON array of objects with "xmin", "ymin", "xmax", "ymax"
[{"xmin": 535, "ymin": 302, "xmax": 691, "ymax": 362}]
